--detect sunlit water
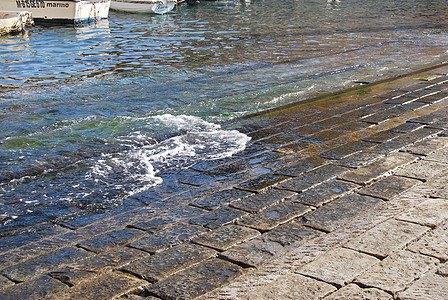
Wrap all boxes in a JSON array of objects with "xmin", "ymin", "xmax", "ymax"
[{"xmin": 1, "ymin": 0, "xmax": 448, "ymax": 236}]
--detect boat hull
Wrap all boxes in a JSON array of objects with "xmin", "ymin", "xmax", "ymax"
[
  {"xmin": 110, "ymin": 0, "xmax": 176, "ymax": 14},
  {"xmin": 0, "ymin": 0, "xmax": 110, "ymax": 23}
]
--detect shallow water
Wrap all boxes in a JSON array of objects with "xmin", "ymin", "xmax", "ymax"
[{"xmin": 1, "ymin": 0, "xmax": 448, "ymax": 236}]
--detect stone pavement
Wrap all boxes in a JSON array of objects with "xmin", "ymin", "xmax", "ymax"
[{"xmin": 1, "ymin": 65, "xmax": 448, "ymax": 299}]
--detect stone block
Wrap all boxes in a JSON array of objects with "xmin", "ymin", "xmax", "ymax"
[
  {"xmin": 188, "ymin": 206, "xmax": 248, "ymax": 229},
  {"xmin": 77, "ymin": 228, "xmax": 147, "ymax": 253},
  {"xmin": 50, "ymin": 247, "xmax": 149, "ymax": 286},
  {"xmin": 362, "ymin": 129, "xmax": 400, "ymax": 143},
  {"xmin": 437, "ymin": 262, "xmax": 448, "ymax": 276},
  {"xmin": 425, "ymin": 147, "xmax": 448, "ymax": 163},
  {"xmin": 355, "ymin": 250, "xmax": 438, "ymax": 294},
  {"xmin": 408, "ymin": 221, "xmax": 448, "ymax": 260},
  {"xmin": 274, "ymin": 156, "xmax": 330, "ymax": 177},
  {"xmin": 51, "ymin": 271, "xmax": 147, "ymax": 300},
  {"xmin": 395, "ymin": 160, "xmax": 448, "ymax": 181},
  {"xmin": 122, "ymin": 243, "xmax": 217, "ymax": 283},
  {"xmin": 320, "ymin": 140, "xmax": 376, "ymax": 160},
  {"xmin": 247, "ymin": 273, "xmax": 336, "ymax": 300},
  {"xmin": 337, "ymin": 147, "xmax": 386, "ymax": 168},
  {"xmin": 358, "ymin": 175, "xmax": 421, "ymax": 201},
  {"xmin": 289, "ymin": 179, "xmax": 360, "ymax": 207},
  {"xmin": 345, "ymin": 219, "xmax": 429, "ymax": 259},
  {"xmin": 220, "ymin": 223, "xmax": 320, "ymax": 267},
  {"xmin": 339, "ymin": 152, "xmax": 417, "ymax": 185},
  {"xmin": 192, "ymin": 225, "xmax": 260, "ymax": 251},
  {"xmin": 396, "ymin": 199, "xmax": 448, "ymax": 227},
  {"xmin": 277, "ymin": 164, "xmax": 349, "ymax": 193},
  {"xmin": 401, "ymin": 137, "xmax": 448, "ymax": 156},
  {"xmin": 397, "ymin": 272, "xmax": 448, "ymax": 300},
  {"xmin": 128, "ymin": 223, "xmax": 208, "ymax": 254},
  {"xmin": 235, "ymin": 173, "xmax": 291, "ymax": 193},
  {"xmin": 298, "ymin": 248, "xmax": 379, "ymax": 287},
  {"xmin": 128, "ymin": 206, "xmax": 204, "ymax": 232},
  {"xmin": 0, "ymin": 274, "xmax": 14, "ymax": 289},
  {"xmin": 230, "ymin": 189, "xmax": 295, "ymax": 213},
  {"xmin": 237, "ymin": 201, "xmax": 312, "ymax": 231},
  {"xmin": 1, "ymin": 247, "xmax": 92, "ymax": 282},
  {"xmin": 323, "ymin": 284, "xmax": 392, "ymax": 300},
  {"xmin": 299, "ymin": 194, "xmax": 382, "ymax": 232},
  {"xmin": 146, "ymin": 258, "xmax": 243, "ymax": 299},
  {"xmin": 190, "ymin": 189, "xmax": 253, "ymax": 210},
  {"xmin": 0, "ymin": 275, "xmax": 68, "ymax": 300}
]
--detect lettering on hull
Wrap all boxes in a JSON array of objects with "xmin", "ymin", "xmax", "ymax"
[{"xmin": 16, "ymin": 1, "xmax": 71, "ymax": 9}]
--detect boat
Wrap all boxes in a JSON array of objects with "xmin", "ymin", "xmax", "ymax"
[
  {"xmin": 110, "ymin": 0, "xmax": 197, "ymax": 14},
  {"xmin": 0, "ymin": 11, "xmax": 33, "ymax": 35},
  {"xmin": 0, "ymin": 0, "xmax": 110, "ymax": 23}
]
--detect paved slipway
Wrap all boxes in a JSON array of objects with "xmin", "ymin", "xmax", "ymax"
[{"xmin": 1, "ymin": 64, "xmax": 448, "ymax": 299}]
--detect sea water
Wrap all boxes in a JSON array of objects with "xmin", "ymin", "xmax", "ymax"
[{"xmin": 1, "ymin": 0, "xmax": 448, "ymax": 236}]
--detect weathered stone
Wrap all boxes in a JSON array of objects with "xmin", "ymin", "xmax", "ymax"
[
  {"xmin": 339, "ymin": 152, "xmax": 417, "ymax": 185},
  {"xmin": 323, "ymin": 284, "xmax": 392, "ymax": 300},
  {"xmin": 355, "ymin": 250, "xmax": 438, "ymax": 294},
  {"xmin": 247, "ymin": 273, "xmax": 336, "ymax": 299},
  {"xmin": 358, "ymin": 175, "xmax": 421, "ymax": 201},
  {"xmin": 299, "ymin": 194, "xmax": 383, "ymax": 232},
  {"xmin": 307, "ymin": 129, "xmax": 346, "ymax": 143},
  {"xmin": 289, "ymin": 179, "xmax": 360, "ymax": 207},
  {"xmin": 407, "ymin": 221, "xmax": 448, "ymax": 260},
  {"xmin": 397, "ymin": 272, "xmax": 448, "ymax": 300},
  {"xmin": 128, "ymin": 223, "xmax": 208, "ymax": 254},
  {"xmin": 230, "ymin": 189, "xmax": 295, "ymax": 213},
  {"xmin": 190, "ymin": 189, "xmax": 253, "ymax": 210},
  {"xmin": 425, "ymin": 147, "xmax": 448, "ymax": 163},
  {"xmin": 0, "ymin": 274, "xmax": 14, "ymax": 289},
  {"xmin": 179, "ymin": 172, "xmax": 226, "ymax": 186},
  {"xmin": 0, "ymin": 275, "xmax": 68, "ymax": 300},
  {"xmin": 192, "ymin": 225, "xmax": 260, "ymax": 251},
  {"xmin": 220, "ymin": 223, "xmax": 320, "ymax": 267},
  {"xmin": 77, "ymin": 228, "xmax": 147, "ymax": 254},
  {"xmin": 401, "ymin": 137, "xmax": 448, "ymax": 156},
  {"xmin": 122, "ymin": 243, "xmax": 217, "ymax": 283},
  {"xmin": 395, "ymin": 160, "xmax": 448, "ymax": 181},
  {"xmin": 362, "ymin": 129, "xmax": 400, "ymax": 143},
  {"xmin": 1, "ymin": 247, "xmax": 92, "ymax": 282},
  {"xmin": 320, "ymin": 140, "xmax": 376, "ymax": 160},
  {"xmin": 277, "ymin": 164, "xmax": 349, "ymax": 193},
  {"xmin": 50, "ymin": 247, "xmax": 149, "ymax": 286},
  {"xmin": 237, "ymin": 201, "xmax": 312, "ymax": 231},
  {"xmin": 188, "ymin": 206, "xmax": 248, "ymax": 229},
  {"xmin": 345, "ymin": 219, "xmax": 429, "ymax": 259},
  {"xmin": 274, "ymin": 156, "xmax": 330, "ymax": 177},
  {"xmin": 128, "ymin": 206, "xmax": 205, "ymax": 232},
  {"xmin": 146, "ymin": 258, "xmax": 243, "ymax": 299},
  {"xmin": 51, "ymin": 271, "xmax": 146, "ymax": 300},
  {"xmin": 235, "ymin": 173, "xmax": 291, "ymax": 193},
  {"xmin": 337, "ymin": 146, "xmax": 386, "ymax": 168},
  {"xmin": 361, "ymin": 106, "xmax": 409, "ymax": 124},
  {"xmin": 437, "ymin": 262, "xmax": 448, "ymax": 276},
  {"xmin": 396, "ymin": 198, "xmax": 448, "ymax": 227},
  {"xmin": 298, "ymin": 248, "xmax": 379, "ymax": 287},
  {"xmin": 384, "ymin": 94, "xmax": 416, "ymax": 105}
]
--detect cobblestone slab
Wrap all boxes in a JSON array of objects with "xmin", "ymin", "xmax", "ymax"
[
  {"xmin": 358, "ymin": 175, "xmax": 421, "ymax": 201},
  {"xmin": 437, "ymin": 262, "xmax": 448, "ymax": 276},
  {"xmin": 192, "ymin": 225, "xmax": 260, "ymax": 251},
  {"xmin": 146, "ymin": 258, "xmax": 244, "ymax": 299},
  {"xmin": 344, "ymin": 219, "xmax": 429, "ymax": 259},
  {"xmin": 220, "ymin": 223, "xmax": 320, "ymax": 267},
  {"xmin": 395, "ymin": 160, "xmax": 448, "ymax": 181},
  {"xmin": 277, "ymin": 164, "xmax": 349, "ymax": 193},
  {"xmin": 362, "ymin": 128, "xmax": 402, "ymax": 143},
  {"xmin": 128, "ymin": 206, "xmax": 205, "ymax": 232},
  {"xmin": 274, "ymin": 156, "xmax": 330, "ymax": 176},
  {"xmin": 50, "ymin": 271, "xmax": 147, "ymax": 300},
  {"xmin": 320, "ymin": 140, "xmax": 377, "ymax": 160},
  {"xmin": 237, "ymin": 202, "xmax": 312, "ymax": 231},
  {"xmin": 355, "ymin": 250, "xmax": 438, "ymax": 294},
  {"xmin": 122, "ymin": 243, "xmax": 217, "ymax": 283},
  {"xmin": 425, "ymin": 146, "xmax": 448, "ymax": 163},
  {"xmin": 323, "ymin": 284, "xmax": 392, "ymax": 300},
  {"xmin": 289, "ymin": 179, "xmax": 360, "ymax": 207},
  {"xmin": 407, "ymin": 221, "xmax": 448, "ymax": 260},
  {"xmin": 1, "ymin": 247, "xmax": 92, "ymax": 282},
  {"xmin": 128, "ymin": 223, "xmax": 208, "ymax": 254},
  {"xmin": 188, "ymin": 207, "xmax": 248, "ymax": 229},
  {"xmin": 235, "ymin": 173, "xmax": 291, "ymax": 192},
  {"xmin": 401, "ymin": 136, "xmax": 448, "ymax": 155},
  {"xmin": 298, "ymin": 247, "xmax": 379, "ymax": 287},
  {"xmin": 339, "ymin": 152, "xmax": 418, "ymax": 185},
  {"xmin": 190, "ymin": 189, "xmax": 253, "ymax": 210},
  {"xmin": 77, "ymin": 228, "xmax": 147, "ymax": 254},
  {"xmin": 397, "ymin": 272, "xmax": 448, "ymax": 300},
  {"xmin": 396, "ymin": 198, "xmax": 448, "ymax": 227},
  {"xmin": 0, "ymin": 274, "xmax": 14, "ymax": 289},
  {"xmin": 299, "ymin": 194, "xmax": 383, "ymax": 232},
  {"xmin": 230, "ymin": 189, "xmax": 295, "ymax": 213},
  {"xmin": 245, "ymin": 273, "xmax": 336, "ymax": 299},
  {"xmin": 0, "ymin": 275, "xmax": 68, "ymax": 300},
  {"xmin": 49, "ymin": 247, "xmax": 149, "ymax": 286}
]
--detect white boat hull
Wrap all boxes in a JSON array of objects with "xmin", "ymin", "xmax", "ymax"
[
  {"xmin": 110, "ymin": 0, "xmax": 176, "ymax": 14},
  {"xmin": 0, "ymin": 0, "xmax": 110, "ymax": 23}
]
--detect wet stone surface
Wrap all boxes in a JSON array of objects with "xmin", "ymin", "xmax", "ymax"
[{"xmin": 230, "ymin": 189, "xmax": 295, "ymax": 213}]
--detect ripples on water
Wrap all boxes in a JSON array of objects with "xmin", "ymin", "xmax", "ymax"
[{"xmin": 1, "ymin": 0, "xmax": 448, "ymax": 236}]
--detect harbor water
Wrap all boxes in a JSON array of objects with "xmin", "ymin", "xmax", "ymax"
[{"xmin": 1, "ymin": 0, "xmax": 448, "ymax": 237}]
